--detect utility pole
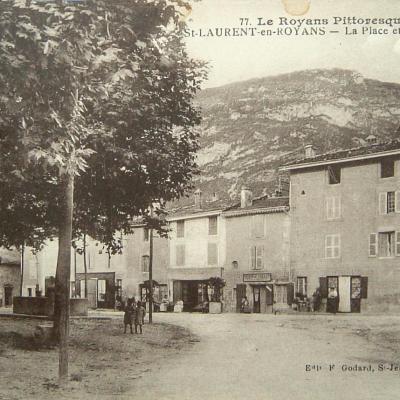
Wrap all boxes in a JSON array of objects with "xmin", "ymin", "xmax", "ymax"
[{"xmin": 148, "ymin": 204, "xmax": 154, "ymax": 324}]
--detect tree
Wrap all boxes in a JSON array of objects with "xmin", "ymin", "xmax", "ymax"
[{"xmin": 0, "ymin": 0, "xmax": 205, "ymax": 383}]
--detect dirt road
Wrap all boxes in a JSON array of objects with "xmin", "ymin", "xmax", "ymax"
[{"xmin": 131, "ymin": 313, "xmax": 400, "ymax": 400}]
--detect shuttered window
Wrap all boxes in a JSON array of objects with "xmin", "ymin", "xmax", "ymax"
[
  {"xmin": 325, "ymin": 234, "xmax": 340, "ymax": 258},
  {"xmin": 207, "ymin": 243, "xmax": 218, "ymax": 265},
  {"xmin": 176, "ymin": 245, "xmax": 185, "ymax": 266},
  {"xmin": 176, "ymin": 220, "xmax": 185, "ymax": 238},
  {"xmin": 378, "ymin": 232, "xmax": 395, "ymax": 257},
  {"xmin": 396, "ymin": 232, "xmax": 400, "ymax": 256},
  {"xmin": 379, "ymin": 191, "xmax": 400, "ymax": 214},
  {"xmin": 326, "ymin": 196, "xmax": 341, "ymax": 220},
  {"xmin": 250, "ymin": 245, "xmax": 264, "ymax": 270},
  {"xmin": 142, "ymin": 255, "xmax": 150, "ymax": 272},
  {"xmin": 208, "ymin": 216, "xmax": 218, "ymax": 235},
  {"xmin": 369, "ymin": 233, "xmax": 377, "ymax": 257},
  {"xmin": 251, "ymin": 216, "xmax": 265, "ymax": 238}
]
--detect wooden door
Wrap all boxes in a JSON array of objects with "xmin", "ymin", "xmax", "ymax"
[
  {"xmin": 236, "ymin": 284, "xmax": 246, "ymax": 312},
  {"xmin": 173, "ymin": 281, "xmax": 182, "ymax": 303},
  {"xmin": 4, "ymin": 286, "xmax": 13, "ymax": 306},
  {"xmin": 87, "ymin": 279, "xmax": 97, "ymax": 309},
  {"xmin": 338, "ymin": 276, "xmax": 351, "ymax": 312},
  {"xmin": 253, "ymin": 286, "xmax": 261, "ymax": 313},
  {"xmin": 274, "ymin": 285, "xmax": 287, "ymax": 305}
]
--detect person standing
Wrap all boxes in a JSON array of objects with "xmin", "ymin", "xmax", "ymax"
[
  {"xmin": 327, "ymin": 287, "xmax": 339, "ymax": 314},
  {"xmin": 135, "ymin": 301, "xmax": 146, "ymax": 334},
  {"xmin": 240, "ymin": 296, "xmax": 249, "ymax": 313},
  {"xmin": 123, "ymin": 298, "xmax": 136, "ymax": 334}
]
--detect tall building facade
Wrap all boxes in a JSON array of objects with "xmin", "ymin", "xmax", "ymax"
[{"xmin": 282, "ymin": 140, "xmax": 400, "ymax": 313}]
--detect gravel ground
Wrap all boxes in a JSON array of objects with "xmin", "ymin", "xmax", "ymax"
[{"xmin": 0, "ymin": 316, "xmax": 196, "ymax": 400}]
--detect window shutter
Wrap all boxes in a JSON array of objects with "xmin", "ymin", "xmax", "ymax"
[
  {"xmin": 379, "ymin": 192, "xmax": 387, "ymax": 215},
  {"xmin": 396, "ymin": 192, "xmax": 400, "ymax": 213},
  {"xmin": 396, "ymin": 232, "xmax": 400, "ymax": 256},
  {"xmin": 250, "ymin": 246, "xmax": 256, "ymax": 269},
  {"xmin": 256, "ymin": 246, "xmax": 264, "ymax": 269},
  {"xmin": 319, "ymin": 277, "xmax": 328, "ymax": 298},
  {"xmin": 326, "ymin": 197, "xmax": 332, "ymax": 219},
  {"xmin": 336, "ymin": 196, "xmax": 341, "ymax": 219},
  {"xmin": 361, "ymin": 277, "xmax": 368, "ymax": 299},
  {"xmin": 369, "ymin": 233, "xmax": 377, "ymax": 257}
]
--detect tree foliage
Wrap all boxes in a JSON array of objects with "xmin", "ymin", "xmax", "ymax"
[{"xmin": 0, "ymin": 0, "xmax": 206, "ymax": 250}]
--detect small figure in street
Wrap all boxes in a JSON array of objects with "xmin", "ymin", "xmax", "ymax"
[
  {"xmin": 311, "ymin": 288, "xmax": 321, "ymax": 312},
  {"xmin": 240, "ymin": 296, "xmax": 249, "ymax": 313},
  {"xmin": 327, "ymin": 287, "xmax": 339, "ymax": 314},
  {"xmin": 123, "ymin": 297, "xmax": 136, "ymax": 334},
  {"xmin": 135, "ymin": 301, "xmax": 146, "ymax": 334}
]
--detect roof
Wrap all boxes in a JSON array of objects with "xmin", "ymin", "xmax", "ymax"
[
  {"xmin": 166, "ymin": 198, "xmax": 232, "ymax": 221},
  {"xmin": 0, "ymin": 248, "xmax": 20, "ymax": 265},
  {"xmin": 223, "ymin": 196, "xmax": 289, "ymax": 217},
  {"xmin": 281, "ymin": 140, "xmax": 400, "ymax": 171}
]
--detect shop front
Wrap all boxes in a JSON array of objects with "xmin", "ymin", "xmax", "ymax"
[
  {"xmin": 139, "ymin": 280, "xmax": 168, "ymax": 311},
  {"xmin": 236, "ymin": 272, "xmax": 275, "ymax": 314},
  {"xmin": 172, "ymin": 280, "xmax": 210, "ymax": 312},
  {"xmin": 75, "ymin": 272, "xmax": 116, "ymax": 309},
  {"xmin": 319, "ymin": 275, "xmax": 368, "ymax": 313}
]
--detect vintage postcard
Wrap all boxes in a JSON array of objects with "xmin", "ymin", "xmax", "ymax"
[{"xmin": 1, "ymin": 0, "xmax": 400, "ymax": 399}]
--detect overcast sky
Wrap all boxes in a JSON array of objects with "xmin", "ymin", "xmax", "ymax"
[{"xmin": 184, "ymin": 0, "xmax": 400, "ymax": 88}]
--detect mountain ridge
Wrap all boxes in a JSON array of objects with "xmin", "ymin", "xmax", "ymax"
[{"xmin": 187, "ymin": 68, "xmax": 400, "ymax": 203}]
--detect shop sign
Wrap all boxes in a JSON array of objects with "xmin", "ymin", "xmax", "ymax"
[{"xmin": 243, "ymin": 272, "xmax": 272, "ymax": 282}]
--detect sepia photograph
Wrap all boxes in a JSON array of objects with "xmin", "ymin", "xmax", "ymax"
[{"xmin": 0, "ymin": 0, "xmax": 400, "ymax": 399}]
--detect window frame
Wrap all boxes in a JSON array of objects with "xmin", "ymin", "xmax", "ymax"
[
  {"xmin": 176, "ymin": 220, "xmax": 185, "ymax": 238},
  {"xmin": 326, "ymin": 196, "xmax": 341, "ymax": 220},
  {"xmin": 250, "ymin": 245, "xmax": 265, "ymax": 270},
  {"xmin": 251, "ymin": 215, "xmax": 266, "ymax": 239},
  {"xmin": 380, "ymin": 158, "xmax": 395, "ymax": 179},
  {"xmin": 296, "ymin": 277, "xmax": 308, "ymax": 296},
  {"xmin": 208, "ymin": 216, "xmax": 218, "ymax": 236},
  {"xmin": 325, "ymin": 234, "xmax": 341, "ymax": 259},
  {"xmin": 378, "ymin": 231, "xmax": 396, "ymax": 258},
  {"xmin": 175, "ymin": 244, "xmax": 185, "ymax": 266},
  {"xmin": 379, "ymin": 191, "xmax": 400, "ymax": 215},
  {"xmin": 207, "ymin": 242, "xmax": 218, "ymax": 266},
  {"xmin": 327, "ymin": 165, "xmax": 341, "ymax": 185},
  {"xmin": 141, "ymin": 255, "xmax": 150, "ymax": 272}
]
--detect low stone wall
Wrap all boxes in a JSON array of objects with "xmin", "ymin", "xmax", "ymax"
[
  {"xmin": 70, "ymin": 298, "xmax": 88, "ymax": 316},
  {"xmin": 13, "ymin": 297, "xmax": 88, "ymax": 317},
  {"xmin": 13, "ymin": 297, "xmax": 52, "ymax": 316}
]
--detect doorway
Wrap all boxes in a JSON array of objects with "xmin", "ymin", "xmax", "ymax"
[
  {"xmin": 236, "ymin": 284, "xmax": 246, "ymax": 313},
  {"xmin": 253, "ymin": 286, "xmax": 261, "ymax": 313},
  {"xmin": 338, "ymin": 276, "xmax": 351, "ymax": 312},
  {"xmin": 4, "ymin": 285, "xmax": 13, "ymax": 307}
]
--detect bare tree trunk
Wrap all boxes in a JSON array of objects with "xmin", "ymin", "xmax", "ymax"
[
  {"xmin": 20, "ymin": 243, "xmax": 25, "ymax": 296},
  {"xmin": 83, "ymin": 233, "xmax": 88, "ymax": 298},
  {"xmin": 54, "ymin": 173, "xmax": 74, "ymax": 384},
  {"xmin": 149, "ymin": 226, "xmax": 153, "ymax": 324}
]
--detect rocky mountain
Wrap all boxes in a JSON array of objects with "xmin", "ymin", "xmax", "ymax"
[{"xmin": 190, "ymin": 68, "xmax": 400, "ymax": 202}]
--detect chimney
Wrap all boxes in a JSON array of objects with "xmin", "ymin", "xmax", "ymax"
[
  {"xmin": 366, "ymin": 134, "xmax": 377, "ymax": 145},
  {"xmin": 240, "ymin": 186, "xmax": 253, "ymax": 208},
  {"xmin": 304, "ymin": 144, "xmax": 316, "ymax": 158},
  {"xmin": 194, "ymin": 189, "xmax": 203, "ymax": 209}
]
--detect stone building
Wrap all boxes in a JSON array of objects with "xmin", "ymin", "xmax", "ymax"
[
  {"xmin": 222, "ymin": 190, "xmax": 290, "ymax": 313},
  {"xmin": 167, "ymin": 188, "xmax": 292, "ymax": 313},
  {"xmin": 23, "ymin": 225, "xmax": 168, "ymax": 309},
  {"xmin": 0, "ymin": 248, "xmax": 20, "ymax": 307},
  {"xmin": 281, "ymin": 140, "xmax": 400, "ymax": 313},
  {"xmin": 166, "ymin": 190, "xmax": 227, "ymax": 311}
]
